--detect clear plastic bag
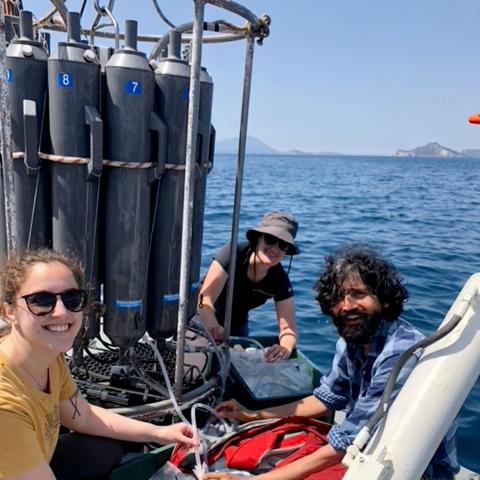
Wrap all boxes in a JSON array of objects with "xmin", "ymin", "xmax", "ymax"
[
  {"xmin": 149, "ymin": 461, "xmax": 196, "ymax": 479},
  {"xmin": 230, "ymin": 347, "xmax": 313, "ymax": 398},
  {"xmin": 208, "ymin": 456, "xmax": 254, "ymax": 477},
  {"xmin": 150, "ymin": 460, "xmax": 253, "ymax": 479}
]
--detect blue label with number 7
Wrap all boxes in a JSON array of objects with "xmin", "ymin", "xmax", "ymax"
[{"xmin": 125, "ymin": 80, "xmax": 142, "ymax": 95}]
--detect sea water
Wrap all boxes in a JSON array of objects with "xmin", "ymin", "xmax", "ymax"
[{"xmin": 200, "ymin": 154, "xmax": 480, "ymax": 473}]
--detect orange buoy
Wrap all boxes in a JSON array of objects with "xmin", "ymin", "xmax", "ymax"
[{"xmin": 468, "ymin": 114, "xmax": 480, "ymax": 124}]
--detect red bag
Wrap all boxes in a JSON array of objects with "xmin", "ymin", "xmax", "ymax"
[{"xmin": 171, "ymin": 416, "xmax": 346, "ymax": 479}]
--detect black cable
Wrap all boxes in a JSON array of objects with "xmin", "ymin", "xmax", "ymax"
[
  {"xmin": 129, "ymin": 349, "xmax": 170, "ymax": 399},
  {"xmin": 151, "ymin": 0, "xmax": 175, "ymax": 28},
  {"xmin": 97, "ymin": 335, "xmax": 118, "ymax": 352},
  {"xmin": 79, "ymin": 0, "xmax": 87, "ymax": 18},
  {"xmin": 287, "ymin": 255, "xmax": 293, "ymax": 275},
  {"xmin": 84, "ymin": 346, "xmax": 116, "ymax": 365},
  {"xmin": 365, "ymin": 313, "xmax": 463, "ymax": 433}
]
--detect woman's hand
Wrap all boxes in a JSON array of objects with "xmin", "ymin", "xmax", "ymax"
[
  {"xmin": 198, "ymin": 313, "xmax": 224, "ymax": 342},
  {"xmin": 197, "ymin": 261, "xmax": 228, "ymax": 343},
  {"xmin": 197, "ymin": 302, "xmax": 225, "ymax": 342},
  {"xmin": 154, "ymin": 423, "xmax": 199, "ymax": 447},
  {"xmin": 264, "ymin": 344, "xmax": 291, "ymax": 363},
  {"xmin": 215, "ymin": 399, "xmax": 258, "ymax": 423},
  {"xmin": 206, "ymin": 321, "xmax": 225, "ymax": 342}
]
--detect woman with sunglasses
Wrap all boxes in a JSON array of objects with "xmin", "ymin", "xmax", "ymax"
[
  {"xmin": 0, "ymin": 249, "xmax": 197, "ymax": 480},
  {"xmin": 197, "ymin": 211, "xmax": 299, "ymax": 362}
]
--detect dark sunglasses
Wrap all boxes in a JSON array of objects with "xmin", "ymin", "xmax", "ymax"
[
  {"xmin": 18, "ymin": 289, "xmax": 88, "ymax": 316},
  {"xmin": 263, "ymin": 233, "xmax": 290, "ymax": 253}
]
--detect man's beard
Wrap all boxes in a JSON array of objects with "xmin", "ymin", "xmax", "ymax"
[{"xmin": 331, "ymin": 310, "xmax": 382, "ymax": 345}]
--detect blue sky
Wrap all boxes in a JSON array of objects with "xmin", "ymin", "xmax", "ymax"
[{"xmin": 25, "ymin": 1, "xmax": 480, "ymax": 154}]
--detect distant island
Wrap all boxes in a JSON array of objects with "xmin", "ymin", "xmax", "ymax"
[
  {"xmin": 394, "ymin": 142, "xmax": 480, "ymax": 158},
  {"xmin": 215, "ymin": 136, "xmax": 343, "ymax": 156},
  {"xmin": 215, "ymin": 137, "xmax": 480, "ymax": 158}
]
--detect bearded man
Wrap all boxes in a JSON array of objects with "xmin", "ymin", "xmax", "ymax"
[{"xmin": 204, "ymin": 245, "xmax": 459, "ymax": 480}]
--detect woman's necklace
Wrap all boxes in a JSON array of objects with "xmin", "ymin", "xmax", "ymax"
[
  {"xmin": 20, "ymin": 364, "xmax": 49, "ymax": 392},
  {"xmin": 8, "ymin": 344, "xmax": 49, "ymax": 392}
]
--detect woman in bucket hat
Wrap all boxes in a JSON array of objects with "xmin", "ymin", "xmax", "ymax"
[{"xmin": 197, "ymin": 212, "xmax": 299, "ymax": 362}]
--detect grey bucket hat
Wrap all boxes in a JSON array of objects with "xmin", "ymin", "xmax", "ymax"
[{"xmin": 246, "ymin": 211, "xmax": 300, "ymax": 255}]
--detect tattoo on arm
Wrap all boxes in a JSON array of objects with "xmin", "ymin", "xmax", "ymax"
[{"xmin": 68, "ymin": 389, "xmax": 81, "ymax": 420}]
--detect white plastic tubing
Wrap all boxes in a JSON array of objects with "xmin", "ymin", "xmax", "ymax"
[
  {"xmin": 343, "ymin": 273, "xmax": 480, "ymax": 480},
  {"xmin": 145, "ymin": 336, "xmax": 232, "ymax": 478}
]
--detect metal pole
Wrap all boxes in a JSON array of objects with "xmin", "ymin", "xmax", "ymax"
[
  {"xmin": 174, "ymin": 0, "xmax": 205, "ymax": 399},
  {"xmin": 0, "ymin": 3, "xmax": 17, "ymax": 254},
  {"xmin": 149, "ymin": 21, "xmax": 244, "ymax": 61},
  {"xmin": 207, "ymin": 0, "xmax": 262, "ymax": 29},
  {"xmin": 48, "ymin": 0, "xmax": 69, "ymax": 27},
  {"xmin": 223, "ymin": 34, "xmax": 255, "ymax": 341}
]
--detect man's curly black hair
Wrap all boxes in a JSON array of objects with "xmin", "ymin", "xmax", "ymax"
[{"xmin": 314, "ymin": 245, "xmax": 408, "ymax": 321}]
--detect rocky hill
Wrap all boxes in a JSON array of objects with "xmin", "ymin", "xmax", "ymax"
[
  {"xmin": 215, "ymin": 136, "xmax": 343, "ymax": 156},
  {"xmin": 395, "ymin": 142, "xmax": 480, "ymax": 158},
  {"xmin": 215, "ymin": 136, "xmax": 279, "ymax": 155}
]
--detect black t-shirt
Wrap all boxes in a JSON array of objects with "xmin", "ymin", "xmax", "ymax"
[{"xmin": 213, "ymin": 242, "xmax": 294, "ymax": 335}]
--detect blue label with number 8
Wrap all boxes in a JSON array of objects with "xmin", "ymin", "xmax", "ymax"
[
  {"xmin": 125, "ymin": 81, "xmax": 141, "ymax": 95},
  {"xmin": 56, "ymin": 73, "xmax": 73, "ymax": 88}
]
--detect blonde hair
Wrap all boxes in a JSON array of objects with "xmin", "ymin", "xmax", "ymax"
[{"xmin": 0, "ymin": 249, "xmax": 84, "ymax": 337}]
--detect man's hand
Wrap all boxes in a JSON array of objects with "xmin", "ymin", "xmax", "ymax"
[
  {"xmin": 215, "ymin": 399, "xmax": 258, "ymax": 423},
  {"xmin": 264, "ymin": 344, "xmax": 291, "ymax": 363},
  {"xmin": 203, "ymin": 473, "xmax": 248, "ymax": 480}
]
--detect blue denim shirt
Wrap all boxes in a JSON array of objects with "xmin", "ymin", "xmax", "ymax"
[{"xmin": 314, "ymin": 318, "xmax": 459, "ymax": 479}]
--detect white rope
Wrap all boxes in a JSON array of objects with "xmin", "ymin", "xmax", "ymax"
[{"xmin": 12, "ymin": 151, "xmax": 212, "ymax": 171}]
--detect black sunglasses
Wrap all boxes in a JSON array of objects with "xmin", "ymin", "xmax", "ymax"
[
  {"xmin": 18, "ymin": 289, "xmax": 88, "ymax": 316},
  {"xmin": 263, "ymin": 233, "xmax": 290, "ymax": 253}
]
